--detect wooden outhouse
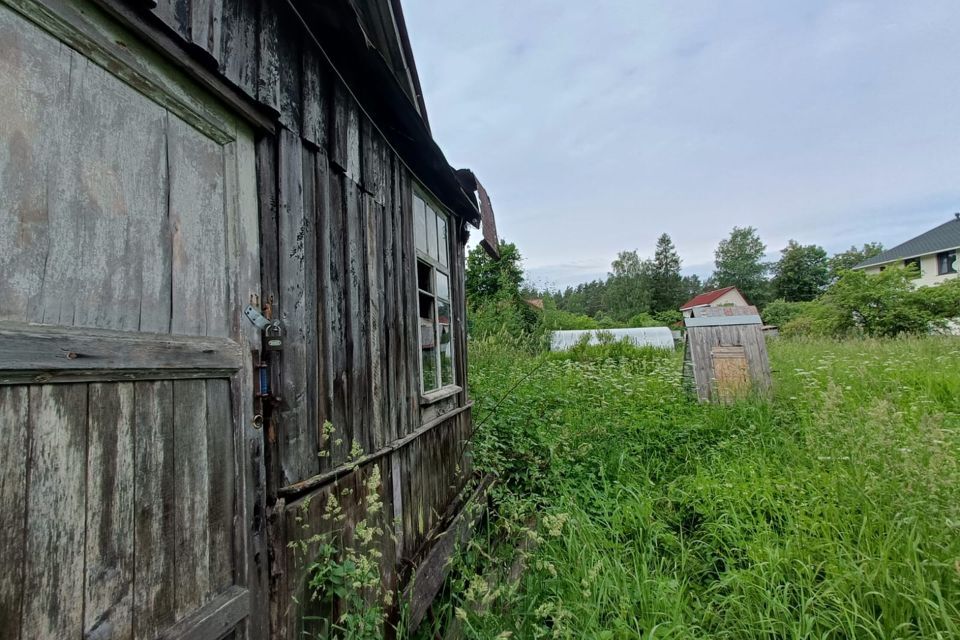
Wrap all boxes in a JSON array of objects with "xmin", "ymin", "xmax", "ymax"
[
  {"xmin": 682, "ymin": 306, "xmax": 772, "ymax": 403},
  {"xmin": 0, "ymin": 0, "xmax": 497, "ymax": 636}
]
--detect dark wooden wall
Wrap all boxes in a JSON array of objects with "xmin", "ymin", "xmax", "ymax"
[
  {"xmin": 0, "ymin": 1, "xmax": 268, "ymax": 636},
  {"xmin": 137, "ymin": 0, "xmax": 477, "ymax": 635}
]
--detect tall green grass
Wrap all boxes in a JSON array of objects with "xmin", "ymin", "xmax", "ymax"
[{"xmin": 428, "ymin": 337, "xmax": 960, "ymax": 639}]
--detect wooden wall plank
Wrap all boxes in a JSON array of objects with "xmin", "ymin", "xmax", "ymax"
[
  {"xmin": 152, "ymin": 0, "xmax": 190, "ymax": 41},
  {"xmin": 190, "ymin": 0, "xmax": 223, "ymax": 61},
  {"xmin": 0, "ymin": 1, "xmax": 63, "ymax": 325},
  {"xmin": 0, "ymin": 386, "xmax": 28, "ymax": 639},
  {"xmin": 278, "ymin": 130, "xmax": 318, "ymax": 484},
  {"xmin": 65, "ymin": 59, "xmax": 168, "ymax": 332},
  {"xmin": 0, "ymin": 322, "xmax": 243, "ymax": 385},
  {"xmin": 133, "ymin": 381, "xmax": 177, "ymax": 640},
  {"xmin": 276, "ymin": 13, "xmax": 302, "ymax": 133},
  {"xmin": 206, "ymin": 379, "xmax": 236, "ymax": 593},
  {"xmin": 361, "ymin": 118, "xmax": 387, "ymax": 205},
  {"xmin": 313, "ymin": 151, "xmax": 334, "ymax": 472},
  {"xmin": 344, "ymin": 180, "xmax": 371, "ymax": 454},
  {"xmin": 173, "ymin": 379, "xmax": 210, "ymax": 619},
  {"xmin": 256, "ymin": 0, "xmax": 280, "ymax": 113},
  {"xmin": 381, "ymin": 167, "xmax": 399, "ymax": 444},
  {"xmin": 346, "ymin": 100, "xmax": 362, "ymax": 187},
  {"xmin": 84, "ymin": 383, "xmax": 135, "ymax": 640},
  {"xmin": 326, "ymin": 170, "xmax": 350, "ymax": 467},
  {"xmin": 366, "ymin": 196, "xmax": 386, "ymax": 450},
  {"xmin": 219, "ymin": 0, "xmax": 257, "ymax": 96},
  {"xmin": 301, "ymin": 48, "xmax": 327, "ymax": 149},
  {"xmin": 329, "ymin": 80, "xmax": 348, "ymax": 175},
  {"xmin": 229, "ymin": 120, "xmax": 269, "ymax": 640},
  {"xmin": 23, "ymin": 384, "xmax": 87, "ymax": 638},
  {"xmin": 257, "ymin": 133, "xmax": 282, "ymax": 497},
  {"xmin": 399, "ymin": 173, "xmax": 420, "ymax": 436},
  {"xmin": 301, "ymin": 148, "xmax": 321, "ymax": 477},
  {"xmin": 329, "ymin": 80, "xmax": 361, "ymax": 183},
  {"xmin": 0, "ymin": 21, "xmax": 171, "ymax": 332},
  {"xmin": 390, "ymin": 160, "xmax": 409, "ymax": 440},
  {"xmin": 168, "ymin": 112, "xmax": 227, "ymax": 338}
]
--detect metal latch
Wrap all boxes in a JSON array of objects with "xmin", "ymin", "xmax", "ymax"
[{"xmin": 244, "ymin": 305, "xmax": 272, "ymax": 331}]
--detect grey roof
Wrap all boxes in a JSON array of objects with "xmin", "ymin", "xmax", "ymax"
[{"xmin": 855, "ymin": 216, "xmax": 960, "ymax": 268}]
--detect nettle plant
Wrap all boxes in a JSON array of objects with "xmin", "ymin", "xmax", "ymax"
[{"xmin": 290, "ymin": 430, "xmax": 391, "ymax": 640}]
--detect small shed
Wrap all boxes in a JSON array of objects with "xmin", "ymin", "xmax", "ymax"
[
  {"xmin": 551, "ymin": 327, "xmax": 676, "ymax": 351},
  {"xmin": 682, "ymin": 306, "xmax": 772, "ymax": 403}
]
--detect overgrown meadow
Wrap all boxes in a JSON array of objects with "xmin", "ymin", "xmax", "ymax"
[{"xmin": 421, "ymin": 337, "xmax": 960, "ymax": 639}]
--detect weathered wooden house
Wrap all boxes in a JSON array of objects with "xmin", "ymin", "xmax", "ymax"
[{"xmin": 0, "ymin": 0, "xmax": 499, "ymax": 637}]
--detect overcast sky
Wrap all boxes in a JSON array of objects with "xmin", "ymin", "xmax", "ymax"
[{"xmin": 403, "ymin": 1, "xmax": 960, "ymax": 289}]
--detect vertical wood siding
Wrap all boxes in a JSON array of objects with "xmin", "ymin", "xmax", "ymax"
[
  {"xmin": 0, "ymin": 381, "xmax": 241, "ymax": 636},
  {"xmin": 2, "ymin": 0, "xmax": 478, "ymax": 636},
  {"xmin": 248, "ymin": 19, "xmax": 477, "ymax": 628},
  {"xmin": 0, "ymin": 3, "xmax": 266, "ymax": 636}
]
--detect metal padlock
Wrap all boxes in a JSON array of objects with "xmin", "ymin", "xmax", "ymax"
[{"xmin": 265, "ymin": 322, "xmax": 283, "ymax": 352}]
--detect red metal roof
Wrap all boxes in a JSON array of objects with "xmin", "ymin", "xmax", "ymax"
[{"xmin": 679, "ymin": 286, "xmax": 741, "ymax": 311}]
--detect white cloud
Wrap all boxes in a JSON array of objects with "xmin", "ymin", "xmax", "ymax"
[{"xmin": 405, "ymin": 0, "xmax": 960, "ymax": 285}]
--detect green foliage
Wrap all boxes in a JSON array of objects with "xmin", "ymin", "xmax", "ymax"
[
  {"xmin": 828, "ymin": 242, "xmax": 884, "ymax": 279},
  {"xmin": 465, "ymin": 240, "xmax": 525, "ymax": 306},
  {"xmin": 772, "ymin": 240, "xmax": 829, "ymax": 301},
  {"xmin": 626, "ymin": 312, "xmax": 661, "ymax": 327},
  {"xmin": 542, "ymin": 306, "xmax": 600, "ymax": 331},
  {"xmin": 681, "ymin": 274, "xmax": 705, "ymax": 305},
  {"xmin": 712, "ymin": 226, "xmax": 770, "ymax": 307},
  {"xmin": 466, "ymin": 240, "xmax": 544, "ymax": 345},
  {"xmin": 292, "ymin": 464, "xmax": 389, "ymax": 640},
  {"xmin": 761, "ymin": 298, "xmax": 815, "ymax": 328},
  {"xmin": 783, "ymin": 266, "xmax": 959, "ymax": 338},
  {"xmin": 653, "ymin": 309, "xmax": 683, "ymax": 326},
  {"xmin": 553, "ymin": 279, "xmax": 607, "ymax": 318},
  {"xmin": 604, "ymin": 250, "xmax": 652, "ymax": 322},
  {"xmin": 912, "ymin": 275, "xmax": 960, "ymax": 320},
  {"xmin": 429, "ymin": 337, "xmax": 960, "ymax": 639},
  {"xmin": 468, "ymin": 299, "xmax": 544, "ymax": 349}
]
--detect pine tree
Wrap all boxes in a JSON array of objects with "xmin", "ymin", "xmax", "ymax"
[{"xmin": 648, "ymin": 233, "xmax": 684, "ymax": 312}]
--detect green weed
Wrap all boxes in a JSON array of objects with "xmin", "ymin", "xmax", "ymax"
[{"xmin": 428, "ymin": 336, "xmax": 960, "ymax": 639}]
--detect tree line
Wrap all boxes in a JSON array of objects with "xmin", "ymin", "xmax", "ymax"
[
  {"xmin": 524, "ymin": 228, "xmax": 885, "ymax": 326},
  {"xmin": 466, "ymin": 228, "xmax": 959, "ymax": 340}
]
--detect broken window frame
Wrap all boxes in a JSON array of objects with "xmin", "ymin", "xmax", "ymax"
[{"xmin": 413, "ymin": 190, "xmax": 455, "ymax": 395}]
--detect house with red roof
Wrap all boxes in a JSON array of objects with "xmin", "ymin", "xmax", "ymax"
[{"xmin": 680, "ymin": 286, "xmax": 750, "ymax": 318}]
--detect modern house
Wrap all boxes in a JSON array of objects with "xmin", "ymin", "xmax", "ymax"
[
  {"xmin": 0, "ymin": 0, "xmax": 499, "ymax": 637},
  {"xmin": 680, "ymin": 286, "xmax": 750, "ymax": 318},
  {"xmin": 853, "ymin": 215, "xmax": 960, "ymax": 286}
]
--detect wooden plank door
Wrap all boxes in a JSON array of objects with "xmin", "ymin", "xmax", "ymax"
[
  {"xmin": 0, "ymin": 0, "xmax": 266, "ymax": 638},
  {"xmin": 710, "ymin": 346, "xmax": 750, "ymax": 404}
]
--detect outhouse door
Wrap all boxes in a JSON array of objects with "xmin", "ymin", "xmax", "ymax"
[{"xmin": 0, "ymin": 0, "xmax": 266, "ymax": 638}]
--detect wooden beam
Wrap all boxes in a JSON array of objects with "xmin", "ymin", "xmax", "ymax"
[
  {"xmin": 0, "ymin": 322, "xmax": 242, "ymax": 385},
  {"xmin": 155, "ymin": 586, "xmax": 249, "ymax": 640},
  {"xmin": 684, "ymin": 315, "xmax": 762, "ymax": 328},
  {"xmin": 276, "ymin": 402, "xmax": 473, "ymax": 498},
  {"xmin": 402, "ymin": 474, "xmax": 496, "ymax": 632}
]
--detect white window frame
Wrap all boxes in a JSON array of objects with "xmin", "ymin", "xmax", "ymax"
[{"xmin": 413, "ymin": 190, "xmax": 456, "ymax": 396}]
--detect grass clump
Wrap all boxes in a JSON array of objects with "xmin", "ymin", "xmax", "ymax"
[{"xmin": 429, "ymin": 336, "xmax": 960, "ymax": 639}]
